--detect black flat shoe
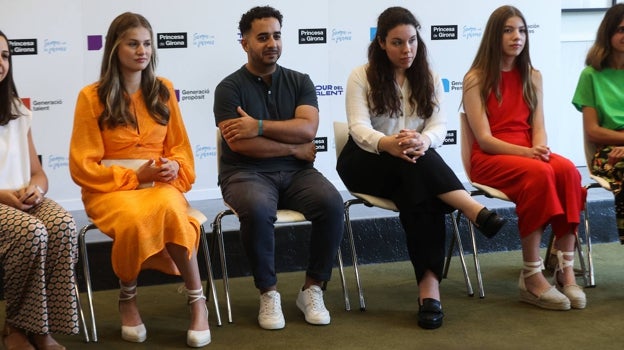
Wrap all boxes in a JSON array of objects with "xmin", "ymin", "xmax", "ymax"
[
  {"xmin": 418, "ymin": 298, "xmax": 443, "ymax": 330},
  {"xmin": 475, "ymin": 207, "xmax": 506, "ymax": 239}
]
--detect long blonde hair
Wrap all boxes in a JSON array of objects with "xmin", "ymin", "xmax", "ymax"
[{"xmin": 97, "ymin": 12, "xmax": 170, "ymax": 129}]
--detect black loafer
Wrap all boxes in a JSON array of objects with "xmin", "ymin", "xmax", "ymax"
[
  {"xmin": 418, "ymin": 298, "xmax": 444, "ymax": 329},
  {"xmin": 475, "ymin": 207, "xmax": 506, "ymax": 239}
]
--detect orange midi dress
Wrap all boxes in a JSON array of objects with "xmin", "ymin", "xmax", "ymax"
[
  {"xmin": 69, "ymin": 78, "xmax": 198, "ymax": 282},
  {"xmin": 469, "ymin": 68, "xmax": 586, "ymax": 238}
]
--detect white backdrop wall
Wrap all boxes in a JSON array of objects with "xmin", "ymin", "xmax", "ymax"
[{"xmin": 1, "ymin": 0, "xmax": 566, "ymax": 211}]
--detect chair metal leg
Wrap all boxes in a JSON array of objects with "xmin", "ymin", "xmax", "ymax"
[
  {"xmin": 449, "ymin": 211, "xmax": 474, "ymax": 297},
  {"xmin": 336, "ymin": 247, "xmax": 351, "ymax": 311},
  {"xmin": 582, "ymin": 205, "xmax": 595, "ymax": 287},
  {"xmin": 344, "ymin": 198, "xmax": 366, "ymax": 311},
  {"xmin": 212, "ymin": 209, "xmax": 234, "ymax": 323},
  {"xmin": 199, "ymin": 224, "xmax": 222, "ymax": 326},
  {"xmin": 74, "ymin": 282, "xmax": 90, "ymax": 342},
  {"xmin": 78, "ymin": 223, "xmax": 98, "ymax": 342},
  {"xmin": 466, "ymin": 219, "xmax": 485, "ymax": 298}
]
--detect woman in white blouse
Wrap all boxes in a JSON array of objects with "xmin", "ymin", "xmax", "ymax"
[
  {"xmin": 336, "ymin": 7, "xmax": 505, "ymax": 330},
  {"xmin": 0, "ymin": 30, "xmax": 78, "ymax": 350}
]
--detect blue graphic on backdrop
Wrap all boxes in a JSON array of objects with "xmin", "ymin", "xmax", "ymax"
[
  {"xmin": 331, "ymin": 29, "xmax": 352, "ymax": 43},
  {"xmin": 43, "ymin": 39, "xmax": 68, "ymax": 54}
]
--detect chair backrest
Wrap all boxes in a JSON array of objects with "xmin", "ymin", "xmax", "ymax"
[
  {"xmin": 333, "ymin": 121, "xmax": 349, "ymax": 159},
  {"xmin": 459, "ymin": 112, "xmax": 474, "ymax": 179}
]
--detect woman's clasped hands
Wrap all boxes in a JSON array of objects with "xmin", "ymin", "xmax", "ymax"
[
  {"xmin": 136, "ymin": 157, "xmax": 180, "ymax": 184},
  {"xmin": 394, "ymin": 129, "xmax": 430, "ymax": 163},
  {"xmin": 529, "ymin": 144, "xmax": 550, "ymax": 162}
]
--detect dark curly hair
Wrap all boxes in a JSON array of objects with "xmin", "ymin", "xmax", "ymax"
[
  {"xmin": 366, "ymin": 7, "xmax": 435, "ymax": 119},
  {"xmin": 239, "ymin": 6, "xmax": 283, "ymax": 36}
]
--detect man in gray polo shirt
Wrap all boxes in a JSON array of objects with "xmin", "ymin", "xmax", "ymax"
[{"xmin": 213, "ymin": 5, "xmax": 344, "ymax": 330}]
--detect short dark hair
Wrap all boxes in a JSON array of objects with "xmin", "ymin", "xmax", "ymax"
[{"xmin": 238, "ymin": 6, "xmax": 283, "ymax": 35}]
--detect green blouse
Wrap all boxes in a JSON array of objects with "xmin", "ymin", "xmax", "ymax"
[{"xmin": 572, "ymin": 66, "xmax": 624, "ymax": 130}]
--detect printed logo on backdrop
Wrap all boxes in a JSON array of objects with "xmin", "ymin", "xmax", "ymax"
[
  {"xmin": 443, "ymin": 130, "xmax": 457, "ymax": 145},
  {"xmin": 48, "ymin": 154, "xmax": 69, "ymax": 171},
  {"xmin": 331, "ymin": 29, "xmax": 352, "ymax": 43},
  {"xmin": 43, "ymin": 39, "xmax": 68, "ymax": 54},
  {"xmin": 195, "ymin": 144, "xmax": 216, "ymax": 160},
  {"xmin": 87, "ymin": 35, "xmax": 103, "ymax": 51},
  {"xmin": 527, "ymin": 23, "xmax": 540, "ymax": 34},
  {"xmin": 314, "ymin": 137, "xmax": 327, "ymax": 152},
  {"xmin": 316, "ymin": 84, "xmax": 343, "ymax": 97},
  {"xmin": 299, "ymin": 29, "xmax": 326, "ymax": 44},
  {"xmin": 462, "ymin": 25, "xmax": 483, "ymax": 40},
  {"xmin": 8, "ymin": 39, "xmax": 37, "ymax": 55},
  {"xmin": 179, "ymin": 88, "xmax": 210, "ymax": 102},
  {"xmin": 32, "ymin": 99, "xmax": 64, "ymax": 112},
  {"xmin": 20, "ymin": 98, "xmax": 31, "ymax": 110},
  {"xmin": 370, "ymin": 28, "xmax": 377, "ymax": 41},
  {"xmin": 158, "ymin": 32, "xmax": 187, "ymax": 49},
  {"xmin": 441, "ymin": 79, "xmax": 462, "ymax": 93},
  {"xmin": 192, "ymin": 33, "xmax": 215, "ymax": 48},
  {"xmin": 431, "ymin": 25, "xmax": 457, "ymax": 40}
]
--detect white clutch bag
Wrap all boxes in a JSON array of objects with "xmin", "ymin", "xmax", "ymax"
[{"xmin": 101, "ymin": 159, "xmax": 154, "ymax": 189}]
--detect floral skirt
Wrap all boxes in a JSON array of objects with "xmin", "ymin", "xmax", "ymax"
[{"xmin": 591, "ymin": 145, "xmax": 624, "ymax": 194}]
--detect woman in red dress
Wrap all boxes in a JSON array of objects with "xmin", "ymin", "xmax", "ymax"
[{"xmin": 462, "ymin": 5, "xmax": 586, "ymax": 310}]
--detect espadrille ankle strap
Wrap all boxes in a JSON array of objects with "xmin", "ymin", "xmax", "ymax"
[
  {"xmin": 119, "ymin": 281, "xmax": 138, "ymax": 301},
  {"xmin": 177, "ymin": 286, "xmax": 206, "ymax": 305},
  {"xmin": 554, "ymin": 250, "xmax": 575, "ymax": 272},
  {"xmin": 522, "ymin": 259, "xmax": 544, "ymax": 278}
]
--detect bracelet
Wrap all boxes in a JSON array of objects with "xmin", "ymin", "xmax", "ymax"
[{"xmin": 258, "ymin": 119, "xmax": 263, "ymax": 136}]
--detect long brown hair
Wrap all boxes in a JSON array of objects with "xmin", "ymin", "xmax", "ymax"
[
  {"xmin": 586, "ymin": 3, "xmax": 624, "ymax": 70},
  {"xmin": 0, "ymin": 30, "xmax": 25, "ymax": 126},
  {"xmin": 366, "ymin": 7, "xmax": 435, "ymax": 119},
  {"xmin": 466, "ymin": 5, "xmax": 537, "ymax": 119},
  {"xmin": 97, "ymin": 12, "xmax": 170, "ymax": 129}
]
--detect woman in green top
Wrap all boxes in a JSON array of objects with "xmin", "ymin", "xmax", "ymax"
[{"xmin": 572, "ymin": 3, "xmax": 624, "ymax": 244}]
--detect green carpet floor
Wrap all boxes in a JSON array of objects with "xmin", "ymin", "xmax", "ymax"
[{"xmin": 4, "ymin": 243, "xmax": 624, "ymax": 349}]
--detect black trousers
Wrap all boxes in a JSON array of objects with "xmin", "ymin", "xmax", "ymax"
[{"xmin": 337, "ymin": 137, "xmax": 463, "ymax": 282}]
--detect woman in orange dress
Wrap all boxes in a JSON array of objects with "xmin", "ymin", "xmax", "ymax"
[
  {"xmin": 462, "ymin": 5, "xmax": 586, "ymax": 311},
  {"xmin": 69, "ymin": 12, "xmax": 210, "ymax": 347}
]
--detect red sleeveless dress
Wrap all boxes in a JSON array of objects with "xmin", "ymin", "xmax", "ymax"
[{"xmin": 470, "ymin": 68, "xmax": 586, "ymax": 237}]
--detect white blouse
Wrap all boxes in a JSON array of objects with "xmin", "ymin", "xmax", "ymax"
[
  {"xmin": 0, "ymin": 101, "xmax": 32, "ymax": 191},
  {"xmin": 345, "ymin": 64, "xmax": 447, "ymax": 154}
]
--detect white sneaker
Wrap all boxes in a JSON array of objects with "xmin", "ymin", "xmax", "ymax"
[
  {"xmin": 296, "ymin": 285, "xmax": 330, "ymax": 325},
  {"xmin": 258, "ymin": 291, "xmax": 285, "ymax": 330}
]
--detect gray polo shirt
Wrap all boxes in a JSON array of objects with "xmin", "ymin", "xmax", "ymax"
[{"xmin": 213, "ymin": 64, "xmax": 318, "ymax": 178}]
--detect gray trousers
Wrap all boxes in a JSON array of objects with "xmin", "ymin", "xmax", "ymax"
[{"xmin": 220, "ymin": 168, "xmax": 344, "ymax": 289}]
